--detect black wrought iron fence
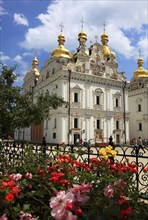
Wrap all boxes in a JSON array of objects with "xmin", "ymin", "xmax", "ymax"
[{"xmin": 0, "ymin": 141, "xmax": 147, "ymax": 199}]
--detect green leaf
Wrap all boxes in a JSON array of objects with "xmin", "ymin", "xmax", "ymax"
[{"xmin": 23, "ymin": 204, "xmax": 30, "ymax": 211}]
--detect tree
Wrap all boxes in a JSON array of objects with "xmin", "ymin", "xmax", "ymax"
[{"xmin": 0, "ymin": 64, "xmax": 67, "ymax": 135}]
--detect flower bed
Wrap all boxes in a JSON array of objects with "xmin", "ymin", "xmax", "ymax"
[{"xmin": 0, "ymin": 145, "xmax": 147, "ymax": 220}]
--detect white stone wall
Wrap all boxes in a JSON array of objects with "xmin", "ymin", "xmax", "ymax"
[{"xmin": 129, "ymin": 87, "xmax": 148, "ymax": 140}]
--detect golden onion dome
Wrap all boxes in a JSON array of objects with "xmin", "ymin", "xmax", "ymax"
[
  {"xmin": 32, "ymin": 56, "xmax": 38, "ymax": 67},
  {"xmin": 102, "ymin": 45, "xmax": 111, "ymax": 58},
  {"xmin": 51, "ymin": 33, "xmax": 71, "ymax": 59},
  {"xmin": 101, "ymin": 32, "xmax": 111, "ymax": 59},
  {"xmin": 110, "ymin": 51, "xmax": 116, "ymax": 58},
  {"xmin": 101, "ymin": 32, "xmax": 109, "ymax": 45},
  {"xmin": 134, "ymin": 57, "xmax": 148, "ymax": 78},
  {"xmin": 32, "ymin": 68, "xmax": 40, "ymax": 78},
  {"xmin": 74, "ymin": 28, "xmax": 89, "ymax": 57},
  {"xmin": 78, "ymin": 30, "xmax": 87, "ymax": 41},
  {"xmin": 31, "ymin": 56, "xmax": 40, "ymax": 78}
]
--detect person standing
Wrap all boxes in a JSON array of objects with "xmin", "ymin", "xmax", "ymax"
[
  {"xmin": 138, "ymin": 137, "xmax": 142, "ymax": 148},
  {"xmin": 42, "ymin": 136, "xmax": 46, "ymax": 154}
]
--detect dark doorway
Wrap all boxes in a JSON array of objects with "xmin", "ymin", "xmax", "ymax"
[
  {"xmin": 116, "ymin": 134, "xmax": 120, "ymax": 144},
  {"xmin": 74, "ymin": 133, "xmax": 80, "ymax": 145}
]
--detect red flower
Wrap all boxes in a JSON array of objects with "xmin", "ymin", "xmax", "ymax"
[
  {"xmin": 39, "ymin": 170, "xmax": 45, "ymax": 177},
  {"xmin": 7, "ymin": 180, "xmax": 15, "ymax": 189},
  {"xmin": 66, "ymin": 201, "xmax": 73, "ymax": 210},
  {"xmin": 75, "ymin": 207, "xmax": 83, "ymax": 215},
  {"xmin": 143, "ymin": 167, "xmax": 148, "ymax": 172},
  {"xmin": 121, "ymin": 206, "xmax": 132, "ymax": 216},
  {"xmin": 11, "ymin": 186, "xmax": 19, "ymax": 196},
  {"xmin": 59, "ymin": 179, "xmax": 68, "ymax": 186},
  {"xmin": 0, "ymin": 185, "xmax": 5, "ymax": 190},
  {"xmin": 5, "ymin": 193, "xmax": 15, "ymax": 202},
  {"xmin": 2, "ymin": 180, "xmax": 8, "ymax": 187},
  {"xmin": 49, "ymin": 176, "xmax": 59, "ymax": 182}
]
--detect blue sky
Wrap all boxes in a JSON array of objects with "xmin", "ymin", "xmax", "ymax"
[{"xmin": 0, "ymin": 0, "xmax": 148, "ymax": 86}]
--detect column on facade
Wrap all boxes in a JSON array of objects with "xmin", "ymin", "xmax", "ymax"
[
  {"xmin": 90, "ymin": 116, "xmax": 94, "ymax": 141},
  {"xmin": 86, "ymin": 117, "xmax": 90, "ymax": 141},
  {"xmin": 63, "ymin": 81, "xmax": 68, "ymax": 101},
  {"xmin": 103, "ymin": 118, "xmax": 107, "ymax": 143},
  {"xmin": 106, "ymin": 89, "xmax": 110, "ymax": 110},
  {"xmin": 61, "ymin": 117, "xmax": 68, "ymax": 144},
  {"xmin": 107, "ymin": 119, "xmax": 111, "ymax": 143},
  {"xmin": 126, "ymin": 121, "xmax": 129, "ymax": 143},
  {"xmin": 82, "ymin": 116, "xmax": 86, "ymax": 141},
  {"xmin": 85, "ymin": 86, "xmax": 90, "ymax": 108}
]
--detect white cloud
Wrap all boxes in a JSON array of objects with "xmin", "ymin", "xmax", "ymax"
[
  {"xmin": 20, "ymin": 0, "xmax": 148, "ymax": 60},
  {"xmin": 13, "ymin": 55, "xmax": 29, "ymax": 82},
  {"xmin": 0, "ymin": 0, "xmax": 7, "ymax": 16},
  {"xmin": 22, "ymin": 52, "xmax": 33, "ymax": 57},
  {"xmin": 14, "ymin": 13, "xmax": 29, "ymax": 26},
  {"xmin": 137, "ymin": 35, "xmax": 148, "ymax": 61},
  {"xmin": 0, "ymin": 51, "xmax": 10, "ymax": 61}
]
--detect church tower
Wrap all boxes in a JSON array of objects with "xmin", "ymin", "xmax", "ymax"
[{"xmin": 128, "ymin": 50, "xmax": 148, "ymax": 140}]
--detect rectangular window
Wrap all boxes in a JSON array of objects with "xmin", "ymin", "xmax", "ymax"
[
  {"xmin": 96, "ymin": 96, "xmax": 100, "ymax": 105},
  {"xmin": 116, "ymin": 121, "xmax": 119, "ymax": 129},
  {"xmin": 53, "ymin": 132, "xmax": 56, "ymax": 139},
  {"xmin": 46, "ymin": 120, "xmax": 48, "ymax": 129},
  {"xmin": 54, "ymin": 118, "xmax": 57, "ymax": 128},
  {"xmin": 116, "ymin": 98, "xmax": 119, "ymax": 107},
  {"xmin": 74, "ymin": 93, "xmax": 78, "ymax": 102},
  {"xmin": 74, "ymin": 118, "xmax": 78, "ymax": 128},
  {"xmin": 138, "ymin": 104, "xmax": 141, "ymax": 112},
  {"xmin": 139, "ymin": 123, "xmax": 142, "ymax": 131},
  {"xmin": 97, "ymin": 119, "xmax": 100, "ymax": 129}
]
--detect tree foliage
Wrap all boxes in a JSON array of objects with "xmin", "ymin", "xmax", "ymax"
[{"xmin": 0, "ymin": 64, "xmax": 67, "ymax": 134}]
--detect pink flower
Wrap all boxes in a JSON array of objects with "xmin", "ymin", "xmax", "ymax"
[
  {"xmin": 70, "ymin": 183, "xmax": 92, "ymax": 205},
  {"xmin": 50, "ymin": 191, "xmax": 75, "ymax": 220},
  {"xmin": 19, "ymin": 211, "xmax": 37, "ymax": 220},
  {"xmin": 10, "ymin": 173, "xmax": 22, "ymax": 181},
  {"xmin": 74, "ymin": 183, "xmax": 92, "ymax": 193},
  {"xmin": 103, "ymin": 184, "xmax": 114, "ymax": 198},
  {"xmin": 0, "ymin": 214, "xmax": 7, "ymax": 220},
  {"xmin": 25, "ymin": 172, "xmax": 33, "ymax": 179},
  {"xmin": 114, "ymin": 179, "xmax": 127, "ymax": 189}
]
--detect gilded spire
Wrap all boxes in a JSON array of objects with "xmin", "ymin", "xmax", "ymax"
[
  {"xmin": 101, "ymin": 21, "xmax": 109, "ymax": 45},
  {"xmin": 32, "ymin": 53, "xmax": 40, "ymax": 79},
  {"xmin": 51, "ymin": 22, "xmax": 71, "ymax": 59},
  {"xmin": 101, "ymin": 22, "xmax": 110, "ymax": 59},
  {"xmin": 134, "ymin": 49, "xmax": 148, "ymax": 78},
  {"xmin": 78, "ymin": 17, "xmax": 87, "ymax": 43},
  {"xmin": 59, "ymin": 22, "xmax": 64, "ymax": 33},
  {"xmin": 80, "ymin": 17, "xmax": 84, "ymax": 31}
]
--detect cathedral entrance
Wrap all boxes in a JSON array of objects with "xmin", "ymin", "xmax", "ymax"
[
  {"xmin": 74, "ymin": 133, "xmax": 80, "ymax": 145},
  {"xmin": 116, "ymin": 134, "xmax": 120, "ymax": 144}
]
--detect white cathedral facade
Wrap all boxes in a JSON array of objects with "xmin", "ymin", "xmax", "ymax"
[{"xmin": 15, "ymin": 25, "xmax": 133, "ymax": 145}]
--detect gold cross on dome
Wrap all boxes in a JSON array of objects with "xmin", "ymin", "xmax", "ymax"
[
  {"xmin": 34, "ymin": 49, "xmax": 38, "ymax": 57},
  {"xmin": 103, "ymin": 21, "xmax": 107, "ymax": 33},
  {"xmin": 59, "ymin": 22, "xmax": 64, "ymax": 32},
  {"xmin": 95, "ymin": 35, "xmax": 98, "ymax": 43},
  {"xmin": 138, "ymin": 48, "xmax": 141, "ymax": 57},
  {"xmin": 80, "ymin": 17, "xmax": 84, "ymax": 30}
]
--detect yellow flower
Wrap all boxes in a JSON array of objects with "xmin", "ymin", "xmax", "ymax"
[
  {"xmin": 102, "ymin": 155, "xmax": 108, "ymax": 160},
  {"xmin": 110, "ymin": 150, "xmax": 116, "ymax": 158},
  {"xmin": 99, "ymin": 148, "xmax": 106, "ymax": 156},
  {"xmin": 99, "ymin": 145, "xmax": 116, "ymax": 160}
]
